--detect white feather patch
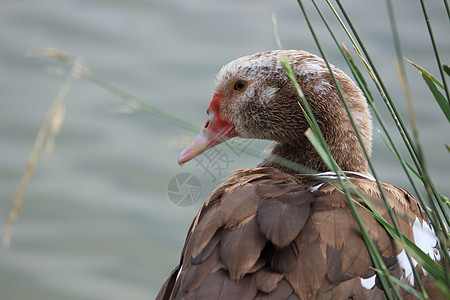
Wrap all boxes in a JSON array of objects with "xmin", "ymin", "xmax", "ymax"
[
  {"xmin": 260, "ymin": 86, "xmax": 279, "ymax": 105},
  {"xmin": 314, "ymin": 80, "xmax": 332, "ymax": 93},
  {"xmin": 397, "ymin": 249, "xmax": 414, "ymax": 285},
  {"xmin": 413, "ymin": 218, "xmax": 440, "ymax": 261},
  {"xmin": 396, "ymin": 218, "xmax": 440, "ymax": 286},
  {"xmin": 308, "ymin": 183, "xmax": 325, "ymax": 192},
  {"xmin": 361, "ymin": 274, "xmax": 377, "ymax": 289},
  {"xmin": 300, "ymin": 58, "xmax": 326, "ymax": 74}
]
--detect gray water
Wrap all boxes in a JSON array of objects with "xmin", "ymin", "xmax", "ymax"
[{"xmin": 1, "ymin": 0, "xmax": 449, "ymax": 299}]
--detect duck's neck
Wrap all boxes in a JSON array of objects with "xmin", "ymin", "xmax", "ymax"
[
  {"xmin": 258, "ymin": 141, "xmax": 323, "ymax": 174},
  {"xmin": 258, "ymin": 134, "xmax": 368, "ymax": 175}
]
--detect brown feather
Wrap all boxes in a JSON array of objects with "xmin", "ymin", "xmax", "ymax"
[
  {"xmin": 191, "ymin": 233, "xmax": 220, "ymax": 265},
  {"xmin": 313, "ymin": 183, "xmax": 349, "ymax": 208},
  {"xmin": 255, "ymin": 181, "xmax": 303, "ymax": 199},
  {"xmin": 255, "ymin": 279, "xmax": 296, "ymax": 300},
  {"xmin": 192, "ymin": 270, "xmax": 258, "ymax": 300},
  {"xmin": 247, "ymin": 257, "xmax": 266, "ymax": 274},
  {"xmin": 219, "ymin": 183, "xmax": 261, "ymax": 229},
  {"xmin": 270, "ymin": 243, "xmax": 299, "ymax": 274},
  {"xmin": 412, "ymin": 267, "xmax": 447, "ymax": 300},
  {"xmin": 219, "ymin": 216, "xmax": 266, "ymax": 281},
  {"xmin": 178, "ymin": 242, "xmax": 222, "ymax": 296},
  {"xmin": 324, "ymin": 245, "xmax": 352, "ymax": 286},
  {"xmin": 312, "ymin": 206, "xmax": 355, "ymax": 249},
  {"xmin": 183, "ymin": 205, "xmax": 223, "ymax": 261},
  {"xmin": 353, "ymin": 201, "xmax": 397, "ymax": 258},
  {"xmin": 296, "ymin": 217, "xmax": 320, "ymax": 247},
  {"xmin": 341, "ymin": 230, "xmax": 372, "ymax": 277},
  {"xmin": 254, "ymin": 268, "xmax": 284, "ymax": 293},
  {"xmin": 318, "ymin": 277, "xmax": 386, "ymax": 300},
  {"xmin": 257, "ymin": 187, "xmax": 314, "ymax": 248},
  {"xmin": 285, "ymin": 238, "xmax": 328, "ymax": 299}
]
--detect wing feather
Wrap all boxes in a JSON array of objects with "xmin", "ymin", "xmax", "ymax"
[
  {"xmin": 219, "ymin": 216, "xmax": 266, "ymax": 280},
  {"xmin": 257, "ymin": 187, "xmax": 314, "ymax": 248},
  {"xmin": 158, "ymin": 168, "xmax": 430, "ymax": 300}
]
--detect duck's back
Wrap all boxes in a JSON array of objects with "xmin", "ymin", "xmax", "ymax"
[{"xmin": 157, "ymin": 167, "xmax": 433, "ymax": 300}]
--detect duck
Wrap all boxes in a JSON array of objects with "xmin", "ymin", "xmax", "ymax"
[{"xmin": 156, "ymin": 50, "xmax": 442, "ymax": 299}]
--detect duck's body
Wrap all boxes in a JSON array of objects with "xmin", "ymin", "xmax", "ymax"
[{"xmin": 157, "ymin": 50, "xmax": 441, "ymax": 299}]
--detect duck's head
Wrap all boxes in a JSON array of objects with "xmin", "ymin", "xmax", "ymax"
[{"xmin": 178, "ymin": 50, "xmax": 372, "ymax": 174}]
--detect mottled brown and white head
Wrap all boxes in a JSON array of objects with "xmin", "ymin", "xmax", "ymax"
[{"xmin": 179, "ymin": 50, "xmax": 372, "ymax": 173}]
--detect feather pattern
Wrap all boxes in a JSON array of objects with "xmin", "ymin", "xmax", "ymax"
[
  {"xmin": 257, "ymin": 187, "xmax": 314, "ymax": 248},
  {"xmin": 156, "ymin": 168, "xmax": 434, "ymax": 299},
  {"xmin": 219, "ymin": 216, "xmax": 266, "ymax": 281}
]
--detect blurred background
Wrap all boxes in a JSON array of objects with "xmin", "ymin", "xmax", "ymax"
[{"xmin": 1, "ymin": 0, "xmax": 449, "ymax": 299}]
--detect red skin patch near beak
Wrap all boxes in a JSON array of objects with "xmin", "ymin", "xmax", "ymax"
[{"xmin": 178, "ymin": 92, "xmax": 237, "ymax": 166}]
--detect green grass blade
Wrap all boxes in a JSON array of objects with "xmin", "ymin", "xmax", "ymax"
[
  {"xmin": 405, "ymin": 59, "xmax": 450, "ymax": 123},
  {"xmin": 305, "ymin": 129, "xmax": 336, "ymax": 171},
  {"xmin": 389, "ymin": 276, "xmax": 424, "ymax": 299},
  {"xmin": 421, "ymin": 73, "xmax": 450, "ymax": 122},
  {"xmin": 341, "ymin": 45, "xmax": 374, "ymax": 103},
  {"xmin": 445, "ymin": 0, "xmax": 450, "ymax": 20},
  {"xmin": 279, "ymin": 56, "xmax": 329, "ymax": 151},
  {"xmin": 440, "ymin": 194, "xmax": 450, "ymax": 204},
  {"xmin": 444, "ymin": 65, "xmax": 450, "ymax": 77},
  {"xmin": 378, "ymin": 130, "xmax": 423, "ymax": 182},
  {"xmin": 418, "ymin": 0, "xmax": 450, "ymax": 103},
  {"xmin": 406, "ymin": 58, "xmax": 445, "ymax": 89}
]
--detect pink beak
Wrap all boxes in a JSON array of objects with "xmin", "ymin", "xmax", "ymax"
[{"xmin": 178, "ymin": 110, "xmax": 237, "ymax": 166}]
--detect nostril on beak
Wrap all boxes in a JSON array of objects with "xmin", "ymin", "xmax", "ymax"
[{"xmin": 204, "ymin": 120, "xmax": 210, "ymax": 129}]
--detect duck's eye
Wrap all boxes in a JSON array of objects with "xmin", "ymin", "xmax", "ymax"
[{"xmin": 233, "ymin": 79, "xmax": 248, "ymax": 92}]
